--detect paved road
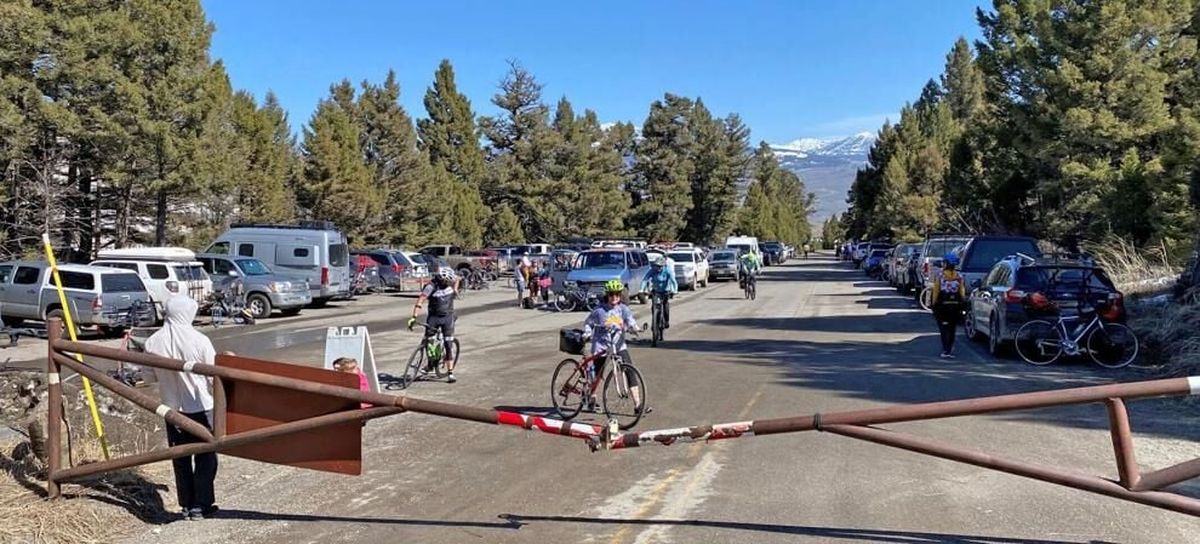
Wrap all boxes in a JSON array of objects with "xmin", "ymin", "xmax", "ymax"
[{"xmin": 130, "ymin": 256, "xmax": 1198, "ymax": 544}]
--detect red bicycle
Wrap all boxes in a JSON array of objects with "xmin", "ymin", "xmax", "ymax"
[{"xmin": 551, "ymin": 326, "xmax": 647, "ymax": 429}]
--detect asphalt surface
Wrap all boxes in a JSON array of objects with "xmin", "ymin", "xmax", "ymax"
[{"xmin": 111, "ymin": 255, "xmax": 1197, "ymax": 543}]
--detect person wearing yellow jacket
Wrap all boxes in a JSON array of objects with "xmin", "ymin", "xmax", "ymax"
[{"xmin": 931, "ymin": 253, "xmax": 967, "ymax": 359}]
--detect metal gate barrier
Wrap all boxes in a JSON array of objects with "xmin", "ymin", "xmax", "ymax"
[{"xmin": 42, "ymin": 319, "xmax": 1200, "ymax": 517}]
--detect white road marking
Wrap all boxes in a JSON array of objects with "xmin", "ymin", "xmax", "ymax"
[
  {"xmin": 631, "ymin": 452, "xmax": 722, "ymax": 544},
  {"xmin": 1189, "ymin": 376, "xmax": 1199, "ymax": 395}
]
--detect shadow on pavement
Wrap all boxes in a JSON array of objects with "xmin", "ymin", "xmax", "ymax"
[
  {"xmin": 211, "ymin": 509, "xmax": 521, "ymax": 529},
  {"xmin": 496, "ymin": 514, "xmax": 1088, "ymax": 543}
]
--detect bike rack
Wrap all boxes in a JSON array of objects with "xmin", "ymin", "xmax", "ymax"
[{"xmin": 41, "ymin": 319, "xmax": 1199, "ymax": 517}]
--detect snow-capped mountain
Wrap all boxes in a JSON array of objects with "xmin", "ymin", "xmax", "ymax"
[{"xmin": 770, "ymin": 132, "xmax": 877, "ymax": 221}]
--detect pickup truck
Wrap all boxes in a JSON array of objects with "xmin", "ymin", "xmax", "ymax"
[
  {"xmin": 418, "ymin": 245, "xmax": 496, "ymax": 274},
  {"xmin": 0, "ymin": 261, "xmax": 156, "ymax": 333}
]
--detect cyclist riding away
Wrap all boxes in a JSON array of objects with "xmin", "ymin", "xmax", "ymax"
[
  {"xmin": 640, "ymin": 253, "xmax": 678, "ymax": 329},
  {"xmin": 738, "ymin": 250, "xmax": 762, "ymax": 291},
  {"xmin": 582, "ymin": 280, "xmax": 642, "ymax": 404},
  {"xmin": 931, "ymin": 253, "xmax": 966, "ymax": 359},
  {"xmin": 408, "ymin": 267, "xmax": 461, "ymax": 383}
]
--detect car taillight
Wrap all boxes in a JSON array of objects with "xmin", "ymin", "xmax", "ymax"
[
  {"xmin": 1004, "ymin": 289, "xmax": 1026, "ymax": 304},
  {"xmin": 321, "ymin": 266, "xmax": 329, "ymax": 286},
  {"xmin": 922, "ymin": 262, "xmax": 929, "ymax": 276},
  {"xmin": 392, "ymin": 263, "xmax": 403, "ymax": 274}
]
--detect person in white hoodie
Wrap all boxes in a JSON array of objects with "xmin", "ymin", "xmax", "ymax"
[{"xmin": 144, "ymin": 294, "xmax": 219, "ymax": 521}]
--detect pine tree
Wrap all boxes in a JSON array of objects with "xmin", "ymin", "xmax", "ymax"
[
  {"xmin": 418, "ymin": 60, "xmax": 487, "ymax": 188},
  {"xmin": 298, "ymin": 97, "xmax": 379, "ymax": 243},
  {"xmin": 630, "ymin": 94, "xmax": 695, "ymax": 241},
  {"xmin": 487, "ymin": 203, "xmax": 524, "ymax": 245},
  {"xmin": 682, "ymin": 101, "xmax": 746, "ymax": 244},
  {"xmin": 480, "ymin": 61, "xmax": 561, "ymax": 241}
]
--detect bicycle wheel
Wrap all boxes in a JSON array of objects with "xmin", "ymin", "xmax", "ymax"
[
  {"xmin": 553, "ymin": 292, "xmax": 576, "ymax": 312},
  {"xmin": 603, "ymin": 363, "xmax": 646, "ymax": 430},
  {"xmin": 919, "ymin": 288, "xmax": 933, "ymax": 311},
  {"xmin": 750, "ymin": 281, "xmax": 757, "ymax": 301},
  {"xmin": 551, "ymin": 359, "xmax": 586, "ymax": 419},
  {"xmin": 402, "ymin": 344, "xmax": 427, "ymax": 388},
  {"xmin": 1014, "ymin": 320, "xmax": 1062, "ymax": 366},
  {"xmin": 1087, "ymin": 322, "xmax": 1138, "ymax": 369},
  {"xmin": 651, "ymin": 301, "xmax": 661, "ymax": 347}
]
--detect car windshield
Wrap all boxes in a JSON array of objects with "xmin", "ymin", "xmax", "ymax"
[
  {"xmin": 924, "ymin": 238, "xmax": 970, "ymax": 259},
  {"xmin": 235, "ymin": 258, "xmax": 272, "ymax": 276},
  {"xmin": 728, "ymin": 244, "xmax": 753, "ymax": 255},
  {"xmin": 408, "ymin": 253, "xmax": 427, "ymax": 265},
  {"xmin": 870, "ymin": 250, "xmax": 889, "ymax": 257},
  {"xmin": 964, "ymin": 240, "xmax": 1040, "ymax": 271},
  {"xmin": 668, "ymin": 252, "xmax": 694, "ymax": 263},
  {"xmin": 101, "ymin": 273, "xmax": 145, "ymax": 293},
  {"xmin": 763, "ymin": 243, "xmax": 783, "ymax": 250},
  {"xmin": 711, "ymin": 251, "xmax": 736, "ymax": 262},
  {"xmin": 578, "ymin": 251, "xmax": 625, "ymax": 269}
]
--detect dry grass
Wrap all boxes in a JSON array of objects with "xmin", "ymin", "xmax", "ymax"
[
  {"xmin": 1129, "ymin": 299, "xmax": 1200, "ymax": 380},
  {"xmin": 1084, "ymin": 235, "xmax": 1178, "ymax": 295}
]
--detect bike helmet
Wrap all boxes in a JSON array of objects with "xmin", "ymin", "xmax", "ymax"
[
  {"xmin": 648, "ymin": 253, "xmax": 664, "ymax": 266},
  {"xmin": 437, "ymin": 267, "xmax": 457, "ymax": 283},
  {"xmin": 943, "ymin": 252, "xmax": 960, "ymax": 267},
  {"xmin": 604, "ymin": 279, "xmax": 624, "ymax": 294}
]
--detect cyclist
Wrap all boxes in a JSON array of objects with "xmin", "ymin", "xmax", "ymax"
[
  {"xmin": 803, "ymin": 242, "xmax": 812, "ymax": 259},
  {"xmin": 931, "ymin": 252, "xmax": 967, "ymax": 359},
  {"xmin": 639, "ymin": 254, "xmax": 678, "ymax": 329},
  {"xmin": 408, "ymin": 267, "xmax": 461, "ymax": 383},
  {"xmin": 738, "ymin": 250, "xmax": 762, "ymax": 292},
  {"xmin": 582, "ymin": 280, "xmax": 642, "ymax": 400}
]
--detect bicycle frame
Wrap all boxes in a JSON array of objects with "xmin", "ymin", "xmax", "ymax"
[
  {"xmin": 1050, "ymin": 311, "xmax": 1102, "ymax": 356},
  {"xmin": 569, "ymin": 328, "xmax": 635, "ymax": 402}
]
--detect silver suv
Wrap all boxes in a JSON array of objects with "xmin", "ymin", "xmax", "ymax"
[
  {"xmin": 0, "ymin": 261, "xmax": 155, "ymax": 333},
  {"xmin": 197, "ymin": 254, "xmax": 312, "ymax": 318}
]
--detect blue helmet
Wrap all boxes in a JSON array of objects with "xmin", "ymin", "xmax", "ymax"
[{"xmin": 943, "ymin": 253, "xmax": 960, "ymax": 267}]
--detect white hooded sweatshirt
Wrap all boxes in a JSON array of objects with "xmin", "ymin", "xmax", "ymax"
[{"xmin": 145, "ymin": 295, "xmax": 215, "ymax": 414}]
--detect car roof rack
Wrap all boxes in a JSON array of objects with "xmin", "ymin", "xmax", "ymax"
[{"xmin": 230, "ymin": 220, "xmax": 340, "ymax": 231}]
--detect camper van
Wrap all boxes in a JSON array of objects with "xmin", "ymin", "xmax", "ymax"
[
  {"xmin": 90, "ymin": 247, "xmax": 213, "ymax": 317},
  {"xmin": 204, "ymin": 221, "xmax": 351, "ymax": 305},
  {"xmin": 725, "ymin": 235, "xmax": 761, "ymax": 259}
]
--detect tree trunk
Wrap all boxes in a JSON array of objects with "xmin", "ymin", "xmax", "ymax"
[{"xmin": 155, "ymin": 189, "xmax": 167, "ymax": 246}]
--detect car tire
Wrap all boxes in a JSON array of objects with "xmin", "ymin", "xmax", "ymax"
[
  {"xmin": 247, "ymin": 293, "xmax": 272, "ymax": 319},
  {"xmin": 964, "ymin": 310, "xmax": 982, "ymax": 342},
  {"xmin": 279, "ymin": 308, "xmax": 302, "ymax": 317},
  {"xmin": 1, "ymin": 316, "xmax": 23, "ymax": 327},
  {"xmin": 310, "ymin": 297, "xmax": 330, "ymax": 308},
  {"xmin": 988, "ymin": 315, "xmax": 1006, "ymax": 357},
  {"xmin": 45, "ymin": 308, "xmax": 80, "ymax": 337}
]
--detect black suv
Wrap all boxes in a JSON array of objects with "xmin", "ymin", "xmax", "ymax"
[
  {"xmin": 953, "ymin": 235, "xmax": 1042, "ymax": 289},
  {"xmin": 965, "ymin": 255, "xmax": 1125, "ymax": 356},
  {"xmin": 760, "ymin": 242, "xmax": 786, "ymax": 265}
]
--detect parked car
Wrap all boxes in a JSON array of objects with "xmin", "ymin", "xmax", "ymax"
[
  {"xmin": 197, "ymin": 254, "xmax": 312, "ymax": 319},
  {"xmin": 726, "ymin": 236, "xmax": 761, "ymax": 261},
  {"xmin": 0, "ymin": 261, "xmax": 155, "ymax": 334},
  {"xmin": 708, "ymin": 249, "xmax": 740, "ymax": 281},
  {"xmin": 419, "ymin": 245, "xmax": 495, "ymax": 275},
  {"xmin": 952, "ymin": 235, "xmax": 1042, "ymax": 290},
  {"xmin": 916, "ymin": 234, "xmax": 974, "ymax": 294},
  {"xmin": 350, "ymin": 249, "xmax": 430, "ymax": 291},
  {"xmin": 965, "ymin": 255, "xmax": 1124, "ymax": 356},
  {"xmin": 760, "ymin": 241, "xmax": 786, "ymax": 265},
  {"xmin": 668, "ymin": 249, "xmax": 709, "ymax": 290},
  {"xmin": 564, "ymin": 248, "xmax": 651, "ymax": 303},
  {"xmin": 896, "ymin": 248, "xmax": 924, "ymax": 294},
  {"xmin": 204, "ymin": 220, "xmax": 350, "ymax": 305},
  {"xmin": 864, "ymin": 247, "xmax": 893, "ymax": 278},
  {"xmin": 884, "ymin": 244, "xmax": 918, "ymax": 286},
  {"xmin": 90, "ymin": 247, "xmax": 213, "ymax": 320}
]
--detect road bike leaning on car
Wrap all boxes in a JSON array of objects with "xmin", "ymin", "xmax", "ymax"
[
  {"xmin": 401, "ymin": 320, "xmax": 461, "ymax": 388},
  {"xmin": 1013, "ymin": 293, "xmax": 1138, "ymax": 368},
  {"xmin": 551, "ymin": 325, "xmax": 647, "ymax": 430},
  {"xmin": 553, "ymin": 282, "xmax": 600, "ymax": 313}
]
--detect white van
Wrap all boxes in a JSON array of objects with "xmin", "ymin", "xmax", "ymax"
[
  {"xmin": 90, "ymin": 247, "xmax": 213, "ymax": 319},
  {"xmin": 204, "ymin": 221, "xmax": 351, "ymax": 305},
  {"xmin": 725, "ymin": 236, "xmax": 761, "ymax": 258}
]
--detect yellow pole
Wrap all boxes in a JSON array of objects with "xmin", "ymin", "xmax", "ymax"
[{"xmin": 42, "ymin": 233, "xmax": 110, "ymax": 460}]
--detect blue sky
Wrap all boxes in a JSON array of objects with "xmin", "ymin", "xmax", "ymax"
[{"xmin": 203, "ymin": 0, "xmax": 985, "ymax": 143}]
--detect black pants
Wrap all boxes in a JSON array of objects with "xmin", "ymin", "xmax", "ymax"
[
  {"xmin": 167, "ymin": 411, "xmax": 217, "ymax": 510},
  {"xmin": 933, "ymin": 303, "xmax": 961, "ymax": 353},
  {"xmin": 653, "ymin": 292, "xmax": 670, "ymax": 328}
]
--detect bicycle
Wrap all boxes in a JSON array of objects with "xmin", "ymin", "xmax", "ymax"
[
  {"xmin": 402, "ymin": 320, "xmax": 461, "ymax": 388},
  {"xmin": 1014, "ymin": 300, "xmax": 1138, "ymax": 368},
  {"xmin": 742, "ymin": 273, "xmax": 757, "ymax": 300},
  {"xmin": 649, "ymin": 291, "xmax": 670, "ymax": 346},
  {"xmin": 553, "ymin": 283, "xmax": 600, "ymax": 313},
  {"xmin": 208, "ymin": 287, "xmax": 254, "ymax": 327},
  {"xmin": 551, "ymin": 326, "xmax": 647, "ymax": 430},
  {"xmin": 918, "ymin": 286, "xmax": 933, "ymax": 312}
]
